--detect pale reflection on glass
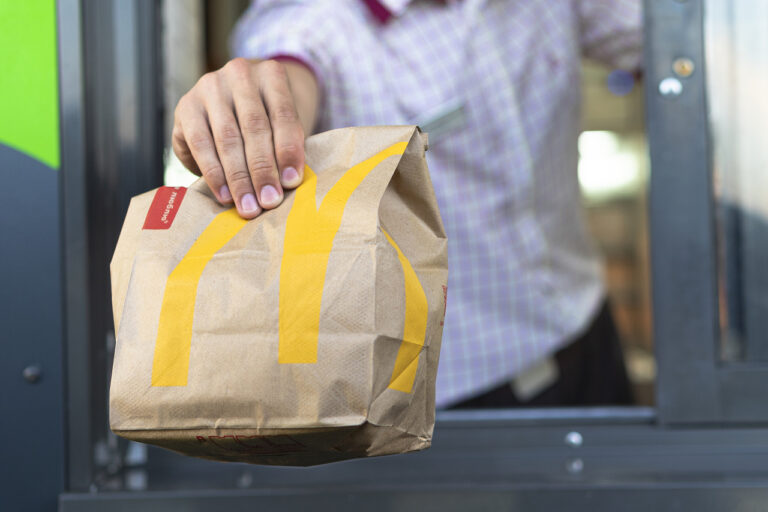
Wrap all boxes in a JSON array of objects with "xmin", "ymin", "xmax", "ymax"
[{"xmin": 706, "ymin": 1, "xmax": 768, "ymax": 361}]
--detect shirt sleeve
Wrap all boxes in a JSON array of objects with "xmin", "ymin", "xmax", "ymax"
[
  {"xmin": 230, "ymin": 0, "xmax": 341, "ymax": 91},
  {"xmin": 576, "ymin": 0, "xmax": 643, "ymax": 70}
]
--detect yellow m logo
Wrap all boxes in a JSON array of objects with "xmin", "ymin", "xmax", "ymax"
[{"xmin": 151, "ymin": 142, "xmax": 428, "ymax": 393}]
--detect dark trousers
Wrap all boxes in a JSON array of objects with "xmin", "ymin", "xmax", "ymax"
[{"xmin": 449, "ymin": 301, "xmax": 634, "ymax": 409}]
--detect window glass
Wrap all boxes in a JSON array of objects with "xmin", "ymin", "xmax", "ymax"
[{"xmin": 706, "ymin": 1, "xmax": 768, "ymax": 361}]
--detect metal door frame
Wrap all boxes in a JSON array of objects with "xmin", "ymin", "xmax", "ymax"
[
  {"xmin": 59, "ymin": 0, "xmax": 165, "ymax": 496},
  {"xmin": 646, "ymin": 0, "xmax": 768, "ymax": 424}
]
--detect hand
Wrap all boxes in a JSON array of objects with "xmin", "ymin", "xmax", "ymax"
[{"xmin": 172, "ymin": 58, "xmax": 313, "ymax": 218}]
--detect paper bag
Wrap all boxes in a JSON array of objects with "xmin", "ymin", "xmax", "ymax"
[{"xmin": 109, "ymin": 126, "xmax": 448, "ymax": 466}]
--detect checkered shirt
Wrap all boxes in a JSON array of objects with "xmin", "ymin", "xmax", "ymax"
[{"xmin": 232, "ymin": 0, "xmax": 643, "ymax": 407}]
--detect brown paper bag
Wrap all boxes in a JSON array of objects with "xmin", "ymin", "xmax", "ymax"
[{"xmin": 109, "ymin": 126, "xmax": 448, "ymax": 466}]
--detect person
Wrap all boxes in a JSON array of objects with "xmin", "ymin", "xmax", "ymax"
[{"xmin": 171, "ymin": 0, "xmax": 640, "ymax": 409}]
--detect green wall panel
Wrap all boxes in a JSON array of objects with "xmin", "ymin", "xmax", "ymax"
[{"xmin": 0, "ymin": 0, "xmax": 60, "ymax": 170}]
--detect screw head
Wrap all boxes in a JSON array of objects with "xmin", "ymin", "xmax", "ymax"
[
  {"xmin": 23, "ymin": 365, "xmax": 42, "ymax": 384},
  {"xmin": 564, "ymin": 431, "xmax": 583, "ymax": 447},
  {"xmin": 673, "ymin": 57, "xmax": 695, "ymax": 77},
  {"xmin": 566, "ymin": 458, "xmax": 585, "ymax": 474},
  {"xmin": 237, "ymin": 471, "xmax": 254, "ymax": 488},
  {"xmin": 659, "ymin": 77, "xmax": 683, "ymax": 97}
]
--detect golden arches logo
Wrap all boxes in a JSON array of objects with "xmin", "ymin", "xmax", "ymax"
[{"xmin": 151, "ymin": 142, "xmax": 428, "ymax": 393}]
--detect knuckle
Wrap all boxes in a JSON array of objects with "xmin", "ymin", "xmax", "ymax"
[
  {"xmin": 272, "ymin": 103, "xmax": 298, "ymax": 122},
  {"xmin": 224, "ymin": 57, "xmax": 250, "ymax": 78},
  {"xmin": 219, "ymin": 121, "xmax": 241, "ymax": 139},
  {"xmin": 247, "ymin": 155, "xmax": 276, "ymax": 178},
  {"xmin": 197, "ymin": 72, "xmax": 219, "ymax": 91},
  {"xmin": 171, "ymin": 127, "xmax": 185, "ymax": 146},
  {"xmin": 226, "ymin": 169, "xmax": 253, "ymax": 188},
  {"xmin": 276, "ymin": 143, "xmax": 302, "ymax": 162},
  {"xmin": 174, "ymin": 95, "xmax": 195, "ymax": 120},
  {"xmin": 214, "ymin": 124, "xmax": 242, "ymax": 150},
  {"xmin": 260, "ymin": 59, "xmax": 287, "ymax": 79},
  {"xmin": 172, "ymin": 142, "xmax": 192, "ymax": 164},
  {"xmin": 200, "ymin": 163, "xmax": 223, "ymax": 179},
  {"xmin": 241, "ymin": 110, "xmax": 271, "ymax": 135},
  {"xmin": 226, "ymin": 57, "xmax": 248, "ymax": 70},
  {"xmin": 187, "ymin": 131, "xmax": 213, "ymax": 152}
]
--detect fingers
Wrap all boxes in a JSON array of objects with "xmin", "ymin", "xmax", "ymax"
[
  {"xmin": 171, "ymin": 58, "xmax": 307, "ymax": 220},
  {"xmin": 202, "ymin": 76, "xmax": 263, "ymax": 218},
  {"xmin": 171, "ymin": 118, "xmax": 200, "ymax": 176},
  {"xmin": 257, "ymin": 60, "xmax": 305, "ymax": 189},
  {"xmin": 173, "ymin": 95, "xmax": 232, "ymax": 206},
  {"xmin": 227, "ymin": 59, "xmax": 284, "ymax": 211}
]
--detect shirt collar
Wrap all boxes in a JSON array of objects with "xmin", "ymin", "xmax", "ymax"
[{"xmin": 359, "ymin": 0, "xmax": 418, "ymax": 24}]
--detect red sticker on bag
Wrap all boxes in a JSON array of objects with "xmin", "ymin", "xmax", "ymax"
[{"xmin": 143, "ymin": 186, "xmax": 187, "ymax": 229}]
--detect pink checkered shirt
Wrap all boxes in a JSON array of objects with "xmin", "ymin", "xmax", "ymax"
[{"xmin": 232, "ymin": 0, "xmax": 643, "ymax": 407}]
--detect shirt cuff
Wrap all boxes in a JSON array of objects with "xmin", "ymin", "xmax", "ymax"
[{"xmin": 267, "ymin": 53, "xmax": 319, "ymax": 82}]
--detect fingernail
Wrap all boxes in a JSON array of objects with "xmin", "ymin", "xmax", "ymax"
[
  {"xmin": 241, "ymin": 193, "xmax": 259, "ymax": 213},
  {"xmin": 281, "ymin": 166, "xmax": 300, "ymax": 185},
  {"xmin": 260, "ymin": 184, "xmax": 280, "ymax": 206},
  {"xmin": 219, "ymin": 185, "xmax": 232, "ymax": 201}
]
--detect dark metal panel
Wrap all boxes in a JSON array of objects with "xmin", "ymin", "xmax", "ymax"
[
  {"xmin": 0, "ymin": 147, "xmax": 66, "ymax": 512},
  {"xmin": 60, "ymin": 413, "xmax": 768, "ymax": 511},
  {"xmin": 435, "ymin": 406, "xmax": 655, "ymax": 427},
  {"xmin": 137, "ymin": 419, "xmax": 768, "ymax": 491},
  {"xmin": 718, "ymin": 365, "xmax": 768, "ymax": 421},
  {"xmin": 58, "ymin": 0, "xmax": 94, "ymax": 493},
  {"xmin": 61, "ymin": 0, "xmax": 165, "ymax": 493},
  {"xmin": 645, "ymin": 0, "xmax": 720, "ymax": 423},
  {"xmin": 57, "ymin": 486, "xmax": 768, "ymax": 512}
]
